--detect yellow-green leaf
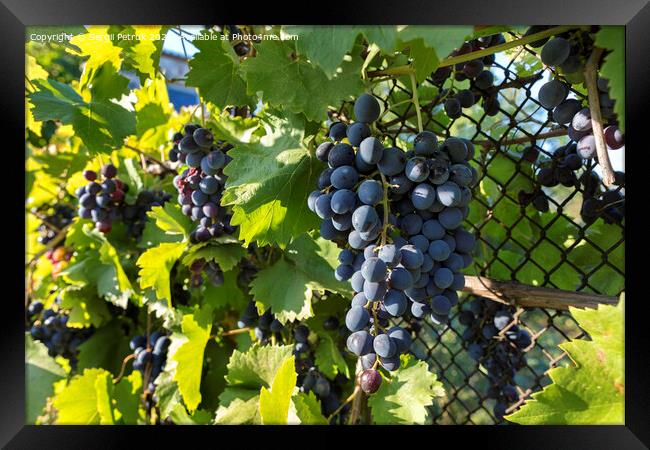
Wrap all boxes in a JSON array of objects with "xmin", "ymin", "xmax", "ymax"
[{"xmin": 259, "ymin": 356, "xmax": 297, "ymax": 424}]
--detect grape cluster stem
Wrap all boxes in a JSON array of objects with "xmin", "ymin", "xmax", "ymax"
[
  {"xmin": 583, "ymin": 47, "xmax": 616, "ymax": 186},
  {"xmin": 366, "ymin": 26, "xmax": 582, "ymax": 80}
]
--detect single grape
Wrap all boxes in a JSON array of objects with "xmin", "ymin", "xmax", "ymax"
[
  {"xmin": 357, "ymin": 180, "xmax": 383, "ymax": 205},
  {"xmin": 373, "ymin": 333, "xmax": 397, "ymax": 358},
  {"xmin": 538, "ymin": 79, "xmax": 568, "ymax": 109},
  {"xmin": 329, "ymin": 122, "xmax": 347, "ymax": 141},
  {"xmin": 360, "ymin": 369, "xmax": 382, "ymax": 394},
  {"xmin": 346, "ymin": 122, "xmax": 371, "ymax": 146},
  {"xmin": 377, "ymin": 147, "xmax": 407, "ymax": 176},
  {"xmin": 354, "ymin": 93, "xmax": 381, "ymax": 123},
  {"xmin": 541, "ymin": 37, "xmax": 571, "ymax": 66}
]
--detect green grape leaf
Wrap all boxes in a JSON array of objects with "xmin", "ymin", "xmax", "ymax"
[
  {"xmin": 250, "ymin": 234, "xmax": 353, "ymax": 323},
  {"xmin": 315, "ymin": 333, "xmax": 351, "ymax": 379},
  {"xmin": 113, "ymin": 371, "xmax": 143, "ymax": 424},
  {"xmin": 397, "ymin": 26, "xmax": 473, "ymax": 59},
  {"xmin": 77, "ymin": 319, "xmax": 132, "ymax": 377},
  {"xmin": 360, "ymin": 26, "xmax": 400, "ymax": 52},
  {"xmin": 293, "ymin": 392, "xmax": 328, "ymax": 425},
  {"xmin": 28, "ymin": 79, "xmax": 135, "ymax": 155},
  {"xmin": 26, "ymin": 334, "xmax": 66, "ymax": 424},
  {"xmin": 408, "ymin": 38, "xmax": 440, "ymax": 83},
  {"xmin": 68, "ymin": 26, "xmax": 122, "ymax": 75},
  {"xmin": 368, "ymin": 355, "xmax": 445, "ymax": 424},
  {"xmin": 221, "ymin": 112, "xmax": 320, "ymax": 247},
  {"xmin": 186, "ymin": 31, "xmax": 252, "ymax": 107},
  {"xmin": 225, "ymin": 344, "xmax": 294, "ymax": 389},
  {"xmin": 168, "ymin": 405, "xmax": 213, "ymax": 425},
  {"xmin": 172, "ymin": 306, "xmax": 214, "ymax": 412},
  {"xmin": 214, "ymin": 393, "xmax": 261, "ymax": 424},
  {"xmin": 241, "ymin": 39, "xmax": 363, "ymax": 122},
  {"xmin": 52, "ymin": 368, "xmax": 116, "ymax": 424},
  {"xmin": 506, "ymin": 299, "xmax": 624, "ymax": 425},
  {"xmin": 249, "ymin": 257, "xmax": 313, "ymax": 323},
  {"xmin": 199, "ymin": 340, "xmax": 232, "ymax": 411},
  {"xmin": 136, "ymin": 241, "xmax": 186, "ymax": 307},
  {"xmin": 82, "ymin": 61, "xmax": 130, "ymax": 101},
  {"xmin": 146, "ymin": 203, "xmax": 194, "ymax": 240},
  {"xmin": 259, "ymin": 356, "xmax": 297, "ymax": 425},
  {"xmin": 594, "ymin": 26, "xmax": 625, "ymax": 131},
  {"xmin": 203, "ymin": 268, "xmax": 248, "ymax": 311},
  {"xmin": 133, "ymin": 75, "xmax": 174, "ymax": 149},
  {"xmin": 154, "ymin": 371, "xmax": 183, "ymax": 420},
  {"xmin": 282, "ymin": 26, "xmax": 360, "ymax": 78},
  {"xmin": 125, "ymin": 26, "xmax": 169, "ymax": 83},
  {"xmin": 59, "ymin": 285, "xmax": 111, "ymax": 328},
  {"xmin": 181, "ymin": 242, "xmax": 246, "ymax": 272}
]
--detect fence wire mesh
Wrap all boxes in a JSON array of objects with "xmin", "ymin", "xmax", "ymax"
[{"xmin": 331, "ymin": 35, "xmax": 625, "ymax": 424}]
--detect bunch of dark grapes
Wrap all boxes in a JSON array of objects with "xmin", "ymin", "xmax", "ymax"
[
  {"xmin": 308, "ymin": 93, "xmax": 477, "ymax": 392},
  {"xmin": 237, "ymin": 301, "xmax": 284, "ymax": 343},
  {"xmin": 169, "ymin": 124, "xmax": 237, "ymax": 244},
  {"xmin": 459, "ymin": 297, "xmax": 531, "ymax": 421},
  {"xmin": 188, "ymin": 258, "xmax": 225, "ymax": 289},
  {"xmin": 535, "ymin": 29, "xmax": 624, "ymax": 152},
  {"xmin": 121, "ymin": 189, "xmax": 172, "ymax": 239},
  {"xmin": 293, "ymin": 323, "xmax": 351, "ymax": 422},
  {"xmin": 27, "ymin": 299, "xmax": 93, "ymax": 369},
  {"xmin": 32, "ymin": 204, "xmax": 74, "ymax": 246},
  {"xmin": 517, "ymin": 141, "xmax": 582, "ymax": 212},
  {"xmin": 75, "ymin": 164, "xmax": 127, "ymax": 234},
  {"xmin": 579, "ymin": 169, "xmax": 625, "ymax": 225},
  {"xmin": 129, "ymin": 331, "xmax": 171, "ymax": 393},
  {"xmin": 431, "ymin": 33, "xmax": 505, "ymax": 118},
  {"xmin": 517, "ymin": 137, "xmax": 624, "ymax": 224}
]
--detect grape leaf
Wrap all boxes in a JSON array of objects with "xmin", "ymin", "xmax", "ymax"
[
  {"xmin": 28, "ymin": 79, "xmax": 135, "ymax": 155},
  {"xmin": 52, "ymin": 368, "xmax": 115, "ymax": 424},
  {"xmin": 398, "ymin": 26, "xmax": 474, "ymax": 59},
  {"xmin": 127, "ymin": 26, "xmax": 168, "ymax": 83},
  {"xmin": 282, "ymin": 26, "xmax": 360, "ymax": 78},
  {"xmin": 250, "ymin": 234, "xmax": 353, "ymax": 323},
  {"xmin": 506, "ymin": 299, "xmax": 624, "ymax": 425},
  {"xmin": 594, "ymin": 26, "xmax": 624, "ymax": 131},
  {"xmin": 259, "ymin": 356, "xmax": 297, "ymax": 425},
  {"xmin": 361, "ymin": 26, "xmax": 400, "ymax": 52},
  {"xmin": 225, "ymin": 344, "xmax": 294, "ymax": 389},
  {"xmin": 215, "ymin": 345, "xmax": 294, "ymax": 424},
  {"xmin": 315, "ymin": 333, "xmax": 350, "ymax": 379},
  {"xmin": 221, "ymin": 112, "xmax": 320, "ymax": 247},
  {"xmin": 172, "ymin": 306, "xmax": 214, "ymax": 412},
  {"xmin": 113, "ymin": 371, "xmax": 143, "ymax": 424},
  {"xmin": 241, "ymin": 38, "xmax": 363, "ymax": 122},
  {"xmin": 77, "ymin": 319, "xmax": 132, "ymax": 377},
  {"xmin": 82, "ymin": 61, "xmax": 130, "ymax": 102},
  {"xmin": 368, "ymin": 355, "xmax": 445, "ymax": 424},
  {"xmin": 133, "ymin": 75, "xmax": 173, "ymax": 149},
  {"xmin": 293, "ymin": 392, "xmax": 328, "ymax": 425},
  {"xmin": 214, "ymin": 393, "xmax": 261, "ymax": 424},
  {"xmin": 168, "ymin": 404, "xmax": 213, "ymax": 425},
  {"xmin": 408, "ymin": 38, "xmax": 440, "ymax": 83},
  {"xmin": 146, "ymin": 203, "xmax": 194, "ymax": 240},
  {"xmin": 59, "ymin": 285, "xmax": 111, "ymax": 328},
  {"xmin": 202, "ymin": 269, "xmax": 247, "ymax": 311},
  {"xmin": 137, "ymin": 242, "xmax": 186, "ymax": 307},
  {"xmin": 181, "ymin": 242, "xmax": 246, "ymax": 272},
  {"xmin": 26, "ymin": 334, "xmax": 66, "ymax": 424},
  {"xmin": 68, "ymin": 26, "xmax": 122, "ymax": 75},
  {"xmin": 186, "ymin": 31, "xmax": 252, "ymax": 107}
]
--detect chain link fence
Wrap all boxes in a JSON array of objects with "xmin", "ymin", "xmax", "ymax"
[{"xmin": 331, "ymin": 35, "xmax": 625, "ymax": 424}]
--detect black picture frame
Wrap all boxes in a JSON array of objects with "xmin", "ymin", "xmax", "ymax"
[{"xmin": 4, "ymin": 0, "xmax": 647, "ymax": 447}]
